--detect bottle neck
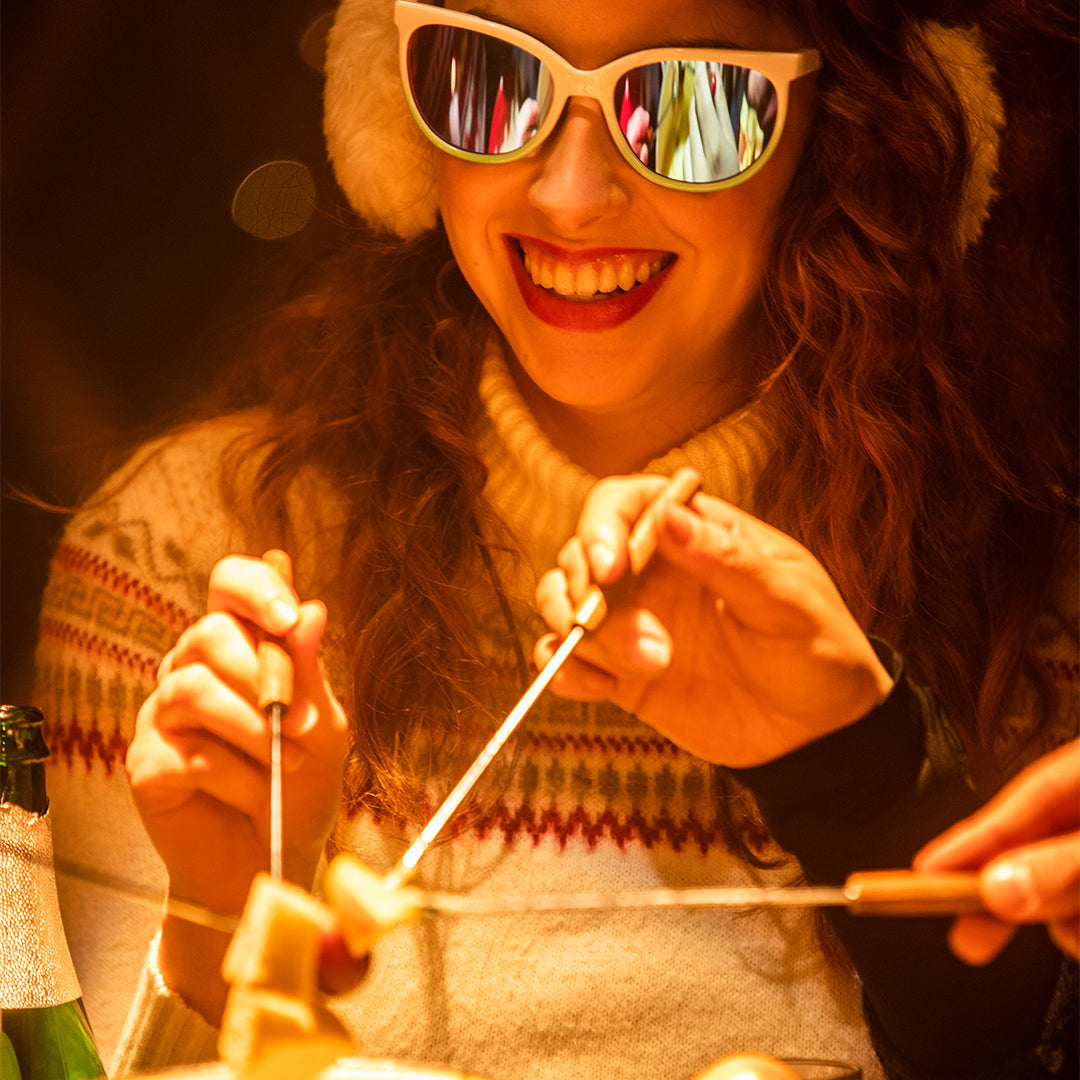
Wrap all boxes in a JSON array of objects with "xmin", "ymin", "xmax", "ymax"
[
  {"xmin": 1, "ymin": 760, "xmax": 48, "ymax": 815},
  {"xmin": 0, "ymin": 706, "xmax": 49, "ymax": 815}
]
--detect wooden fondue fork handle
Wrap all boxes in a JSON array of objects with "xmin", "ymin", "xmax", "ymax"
[{"xmin": 844, "ymin": 870, "xmax": 984, "ymax": 915}]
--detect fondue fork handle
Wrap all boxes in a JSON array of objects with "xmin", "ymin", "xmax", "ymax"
[{"xmin": 843, "ymin": 869, "xmax": 984, "ymax": 915}]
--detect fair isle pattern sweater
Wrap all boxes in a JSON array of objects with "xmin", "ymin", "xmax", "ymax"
[{"xmin": 33, "ymin": 347, "xmax": 1077, "ymax": 1079}]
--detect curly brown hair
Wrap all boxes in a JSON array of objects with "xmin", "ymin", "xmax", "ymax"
[{"xmin": 757, "ymin": 0, "xmax": 1077, "ymax": 786}]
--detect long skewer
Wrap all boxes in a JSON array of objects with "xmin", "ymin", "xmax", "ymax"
[
  {"xmin": 49, "ymin": 857, "xmax": 984, "ymax": 929},
  {"xmin": 382, "ymin": 468, "xmax": 702, "ymax": 891}
]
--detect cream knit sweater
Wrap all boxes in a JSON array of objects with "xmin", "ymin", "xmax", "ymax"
[{"xmin": 33, "ymin": 347, "xmax": 1076, "ymax": 1078}]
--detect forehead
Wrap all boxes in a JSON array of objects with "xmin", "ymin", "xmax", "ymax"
[{"xmin": 443, "ymin": 0, "xmax": 810, "ymax": 60}]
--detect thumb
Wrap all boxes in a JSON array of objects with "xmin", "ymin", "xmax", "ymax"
[
  {"xmin": 284, "ymin": 599, "xmax": 348, "ymax": 754},
  {"xmin": 980, "ymin": 833, "xmax": 1080, "ymax": 923}
]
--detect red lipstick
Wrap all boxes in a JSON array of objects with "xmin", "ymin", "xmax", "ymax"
[{"xmin": 505, "ymin": 237, "xmax": 674, "ymax": 333}]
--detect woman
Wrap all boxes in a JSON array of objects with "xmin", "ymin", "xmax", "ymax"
[{"xmin": 35, "ymin": 0, "xmax": 1076, "ymax": 1076}]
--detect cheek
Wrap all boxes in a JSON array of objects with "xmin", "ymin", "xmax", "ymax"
[
  {"xmin": 435, "ymin": 158, "xmax": 475, "ymax": 259},
  {"xmin": 436, "ymin": 157, "xmax": 505, "ymax": 286},
  {"xmin": 685, "ymin": 84, "xmax": 815, "ymax": 284},
  {"xmin": 675, "ymin": 186, "xmax": 781, "ymax": 309}
]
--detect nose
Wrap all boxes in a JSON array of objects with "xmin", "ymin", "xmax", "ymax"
[{"xmin": 528, "ymin": 98, "xmax": 631, "ymax": 233}]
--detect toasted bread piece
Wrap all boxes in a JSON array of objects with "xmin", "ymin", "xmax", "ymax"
[
  {"xmin": 323, "ymin": 854, "xmax": 422, "ymax": 956},
  {"xmin": 219, "ymin": 874, "xmax": 355, "ymax": 1078},
  {"xmin": 222, "ymin": 873, "xmax": 336, "ymax": 999},
  {"xmin": 219, "ymin": 985, "xmax": 353, "ymax": 1080}
]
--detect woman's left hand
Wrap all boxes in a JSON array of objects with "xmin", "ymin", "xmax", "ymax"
[{"xmin": 534, "ymin": 475, "xmax": 893, "ymax": 767}]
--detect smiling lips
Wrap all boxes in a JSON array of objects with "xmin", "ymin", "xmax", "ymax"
[{"xmin": 507, "ymin": 236, "xmax": 675, "ymax": 332}]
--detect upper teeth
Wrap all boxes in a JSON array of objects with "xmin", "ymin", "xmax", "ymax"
[{"xmin": 520, "ymin": 244, "xmax": 668, "ymax": 300}]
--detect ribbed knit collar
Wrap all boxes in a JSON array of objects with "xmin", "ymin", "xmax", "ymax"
[{"xmin": 474, "ymin": 340, "xmax": 777, "ymax": 590}]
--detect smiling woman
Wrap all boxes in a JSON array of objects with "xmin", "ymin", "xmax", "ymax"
[{"xmin": 29, "ymin": 0, "xmax": 1078, "ymax": 1078}]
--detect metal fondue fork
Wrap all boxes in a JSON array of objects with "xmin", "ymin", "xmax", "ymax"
[
  {"xmin": 49, "ymin": 857, "xmax": 985, "ymax": 930},
  {"xmin": 382, "ymin": 467, "xmax": 702, "ymax": 891},
  {"xmin": 258, "ymin": 549, "xmax": 295, "ymax": 883}
]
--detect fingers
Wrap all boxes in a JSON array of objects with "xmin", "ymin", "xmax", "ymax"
[
  {"xmin": 159, "ymin": 610, "xmax": 261, "ymax": 706},
  {"xmin": 944, "ymin": 829, "xmax": 1080, "ymax": 965},
  {"xmin": 127, "ymin": 718, "xmax": 271, "ymax": 820},
  {"xmin": 537, "ymin": 476, "xmax": 887, "ymax": 718},
  {"xmin": 567, "ymin": 474, "xmax": 863, "ymax": 642},
  {"xmin": 134, "ymin": 555, "xmax": 344, "ymax": 812},
  {"xmin": 571, "ymin": 475, "xmax": 676, "ymax": 586},
  {"xmin": 979, "ymin": 833, "xmax": 1080, "ymax": 925},
  {"xmin": 946, "ymin": 913, "xmax": 1018, "ymax": 966},
  {"xmin": 533, "ymin": 600, "xmax": 672, "ymax": 702},
  {"xmin": 283, "ymin": 598, "xmax": 348, "ymax": 760},
  {"xmin": 162, "ymin": 559, "xmax": 341, "ymax": 742},
  {"xmin": 915, "ymin": 741, "xmax": 1080, "ymax": 965},
  {"xmin": 207, "ymin": 554, "xmax": 300, "ymax": 637},
  {"xmin": 534, "ymin": 631, "xmax": 616, "ymax": 701},
  {"xmin": 553, "ymin": 537, "xmax": 594, "ymax": 630},
  {"xmin": 536, "ymin": 533, "xmax": 674, "ymax": 695},
  {"xmin": 152, "ymin": 657, "xmax": 282, "ymax": 767},
  {"xmin": 915, "ymin": 739, "xmax": 1080, "ymax": 873},
  {"xmin": 652, "ymin": 498, "xmax": 822, "ymax": 638},
  {"xmin": 574, "ymin": 483, "xmax": 823, "ymax": 642}
]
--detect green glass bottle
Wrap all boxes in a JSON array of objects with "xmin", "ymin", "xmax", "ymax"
[{"xmin": 1, "ymin": 705, "xmax": 107, "ymax": 1079}]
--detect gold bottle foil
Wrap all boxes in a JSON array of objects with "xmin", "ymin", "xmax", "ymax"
[{"xmin": 0, "ymin": 802, "xmax": 82, "ymax": 1008}]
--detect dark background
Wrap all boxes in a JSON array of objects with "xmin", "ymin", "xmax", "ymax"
[{"xmin": 2, "ymin": 1, "xmax": 339, "ymax": 703}]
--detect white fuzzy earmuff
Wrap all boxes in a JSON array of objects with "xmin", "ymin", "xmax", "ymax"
[
  {"xmin": 322, "ymin": 0, "xmax": 1003, "ymax": 249},
  {"xmin": 324, "ymin": 0, "xmax": 439, "ymax": 238},
  {"xmin": 915, "ymin": 21, "xmax": 1005, "ymax": 252}
]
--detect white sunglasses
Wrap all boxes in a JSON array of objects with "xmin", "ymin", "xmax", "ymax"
[{"xmin": 395, "ymin": 0, "xmax": 822, "ymax": 192}]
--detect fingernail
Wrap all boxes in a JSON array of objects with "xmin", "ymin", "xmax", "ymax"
[
  {"xmin": 984, "ymin": 860, "xmax": 1037, "ymax": 917},
  {"xmin": 636, "ymin": 635, "xmax": 671, "ymax": 669},
  {"xmin": 588, "ymin": 541, "xmax": 616, "ymax": 581},
  {"xmin": 269, "ymin": 599, "xmax": 299, "ymax": 633}
]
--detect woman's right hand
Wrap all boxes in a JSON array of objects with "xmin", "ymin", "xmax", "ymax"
[
  {"xmin": 125, "ymin": 553, "xmax": 349, "ymax": 1018},
  {"xmin": 535, "ymin": 475, "xmax": 893, "ymax": 768}
]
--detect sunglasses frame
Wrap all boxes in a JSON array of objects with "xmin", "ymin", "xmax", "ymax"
[{"xmin": 394, "ymin": 0, "xmax": 822, "ymax": 192}]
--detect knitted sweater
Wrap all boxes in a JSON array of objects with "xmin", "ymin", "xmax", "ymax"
[{"xmin": 34, "ymin": 347, "xmax": 1078, "ymax": 1080}]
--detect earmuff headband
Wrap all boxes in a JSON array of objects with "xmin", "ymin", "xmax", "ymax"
[{"xmin": 324, "ymin": 0, "xmax": 1002, "ymax": 247}]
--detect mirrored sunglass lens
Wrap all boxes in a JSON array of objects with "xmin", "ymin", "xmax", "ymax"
[
  {"xmin": 615, "ymin": 60, "xmax": 779, "ymax": 183},
  {"xmin": 407, "ymin": 25, "xmax": 551, "ymax": 154}
]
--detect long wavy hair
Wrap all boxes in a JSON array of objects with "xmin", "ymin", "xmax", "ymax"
[
  {"xmin": 758, "ymin": 0, "xmax": 1077, "ymax": 788},
  {"xmin": 207, "ymin": 0, "xmax": 1076, "ymax": 824}
]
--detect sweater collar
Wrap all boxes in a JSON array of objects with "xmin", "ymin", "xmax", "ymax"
[{"xmin": 475, "ymin": 340, "xmax": 777, "ymax": 587}]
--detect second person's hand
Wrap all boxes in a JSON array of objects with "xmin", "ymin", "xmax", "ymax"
[{"xmin": 915, "ymin": 738, "xmax": 1080, "ymax": 964}]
